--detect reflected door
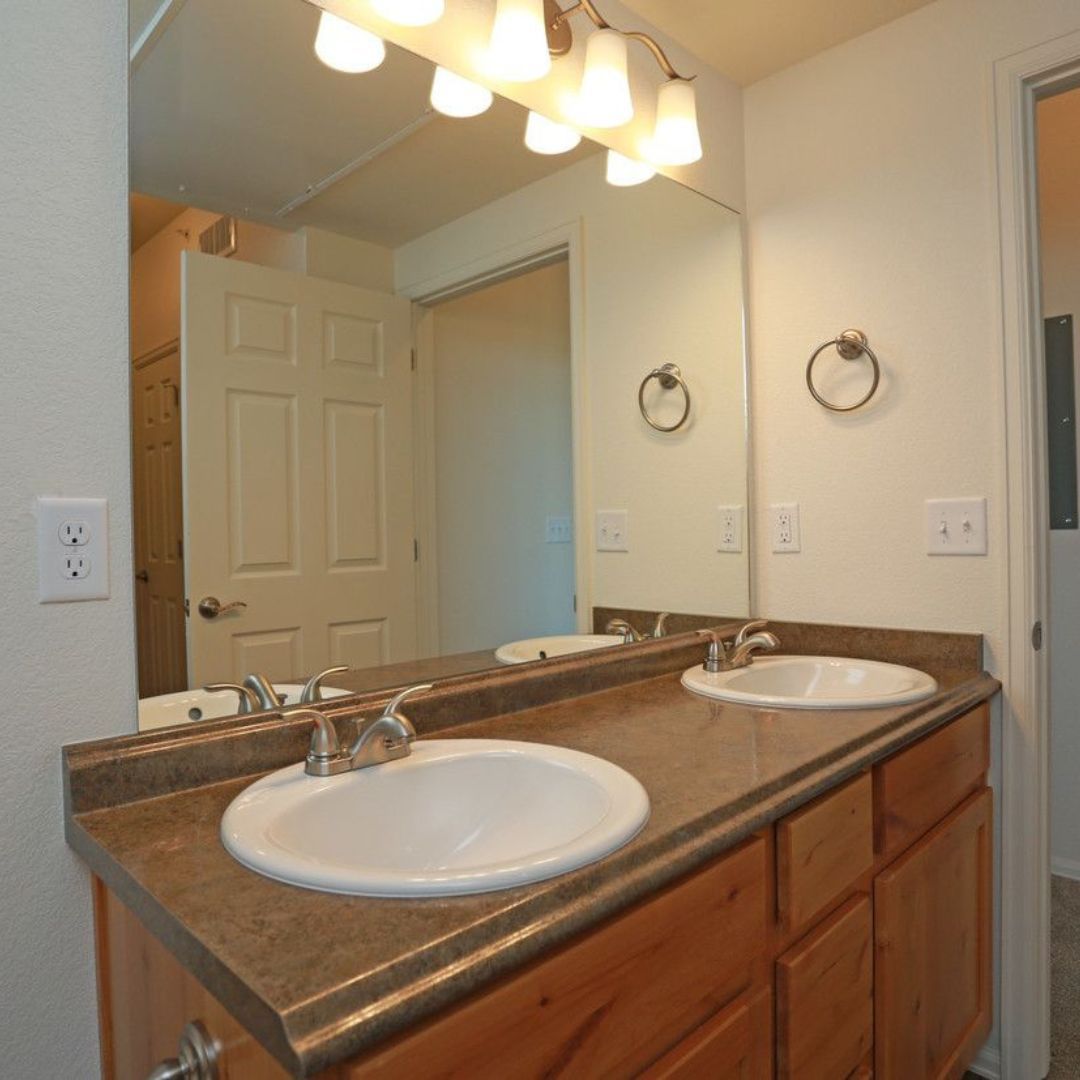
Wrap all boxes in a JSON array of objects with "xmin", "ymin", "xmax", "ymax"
[
  {"xmin": 181, "ymin": 251, "xmax": 417, "ymax": 686},
  {"xmin": 132, "ymin": 344, "xmax": 188, "ymax": 697}
]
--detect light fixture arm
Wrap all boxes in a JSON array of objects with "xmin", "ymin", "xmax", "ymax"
[{"xmin": 546, "ymin": 0, "xmax": 693, "ymax": 82}]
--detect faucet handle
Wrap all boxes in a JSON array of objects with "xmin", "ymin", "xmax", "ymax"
[
  {"xmin": 382, "ymin": 683, "xmax": 434, "ymax": 718},
  {"xmin": 651, "ymin": 612, "xmax": 671, "ymax": 638},
  {"xmin": 203, "ymin": 682, "xmax": 259, "ymax": 714},
  {"xmin": 301, "ymin": 665, "xmax": 349, "ymax": 704},
  {"xmin": 735, "ymin": 620, "xmax": 769, "ymax": 647},
  {"xmin": 696, "ymin": 629, "xmax": 728, "ymax": 673},
  {"xmin": 291, "ymin": 708, "xmax": 345, "ymax": 776}
]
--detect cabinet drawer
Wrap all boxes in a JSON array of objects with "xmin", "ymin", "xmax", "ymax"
[
  {"xmin": 874, "ymin": 704, "xmax": 989, "ymax": 861},
  {"xmin": 350, "ymin": 836, "xmax": 769, "ymax": 1079},
  {"xmin": 641, "ymin": 989, "xmax": 771, "ymax": 1080},
  {"xmin": 777, "ymin": 894, "xmax": 873, "ymax": 1080},
  {"xmin": 777, "ymin": 771, "xmax": 873, "ymax": 935}
]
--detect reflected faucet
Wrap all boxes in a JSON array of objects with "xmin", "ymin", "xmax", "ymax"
[
  {"xmin": 300, "ymin": 665, "xmax": 349, "ymax": 704},
  {"xmin": 302, "ymin": 684, "xmax": 434, "ymax": 777},
  {"xmin": 243, "ymin": 673, "xmax": 284, "ymax": 711},
  {"xmin": 605, "ymin": 612, "xmax": 671, "ymax": 644},
  {"xmin": 203, "ymin": 682, "xmax": 260, "ymax": 714}
]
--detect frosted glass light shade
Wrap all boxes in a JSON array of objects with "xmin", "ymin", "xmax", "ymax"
[
  {"xmin": 605, "ymin": 150, "xmax": 655, "ymax": 187},
  {"xmin": 370, "ymin": 0, "xmax": 445, "ymax": 26},
  {"xmin": 314, "ymin": 11, "xmax": 385, "ymax": 73},
  {"xmin": 487, "ymin": 0, "xmax": 552, "ymax": 83},
  {"xmin": 524, "ymin": 111, "xmax": 582, "ymax": 155},
  {"xmin": 576, "ymin": 29, "xmax": 633, "ymax": 128},
  {"xmin": 649, "ymin": 78, "xmax": 702, "ymax": 165},
  {"xmin": 430, "ymin": 66, "xmax": 494, "ymax": 118}
]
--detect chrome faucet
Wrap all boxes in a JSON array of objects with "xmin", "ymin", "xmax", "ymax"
[
  {"xmin": 605, "ymin": 612, "xmax": 670, "ymax": 644},
  {"xmin": 301, "ymin": 684, "xmax": 434, "ymax": 778},
  {"xmin": 300, "ymin": 665, "xmax": 349, "ymax": 704},
  {"xmin": 203, "ymin": 682, "xmax": 260, "ymax": 714},
  {"xmin": 696, "ymin": 621, "xmax": 780, "ymax": 673},
  {"xmin": 243, "ymin": 673, "xmax": 284, "ymax": 711}
]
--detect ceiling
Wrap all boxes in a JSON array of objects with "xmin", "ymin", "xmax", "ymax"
[
  {"xmin": 620, "ymin": 0, "xmax": 937, "ymax": 86},
  {"xmin": 131, "ymin": 0, "xmax": 599, "ymax": 248}
]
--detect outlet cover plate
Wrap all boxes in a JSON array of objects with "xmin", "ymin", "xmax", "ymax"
[
  {"xmin": 925, "ymin": 497, "xmax": 988, "ymax": 555},
  {"xmin": 37, "ymin": 497, "xmax": 109, "ymax": 602},
  {"xmin": 770, "ymin": 502, "xmax": 801, "ymax": 553}
]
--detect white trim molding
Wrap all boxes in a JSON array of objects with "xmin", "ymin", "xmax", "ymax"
[{"xmin": 993, "ymin": 27, "xmax": 1080, "ymax": 1080}]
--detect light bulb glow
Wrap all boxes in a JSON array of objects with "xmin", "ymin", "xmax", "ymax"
[
  {"xmin": 487, "ymin": 0, "xmax": 552, "ymax": 83},
  {"xmin": 370, "ymin": 0, "xmax": 445, "ymax": 26},
  {"xmin": 524, "ymin": 111, "xmax": 582, "ymax": 155},
  {"xmin": 576, "ymin": 29, "xmax": 633, "ymax": 128},
  {"xmin": 648, "ymin": 78, "xmax": 703, "ymax": 165},
  {"xmin": 606, "ymin": 150, "xmax": 655, "ymax": 187},
  {"xmin": 314, "ymin": 11, "xmax": 385, "ymax": 73},
  {"xmin": 430, "ymin": 66, "xmax": 494, "ymax": 118}
]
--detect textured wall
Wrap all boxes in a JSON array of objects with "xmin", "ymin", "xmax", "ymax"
[{"xmin": 0, "ymin": 2, "xmax": 134, "ymax": 1076}]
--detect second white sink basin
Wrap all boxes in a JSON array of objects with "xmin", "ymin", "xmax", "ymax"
[
  {"xmin": 221, "ymin": 739, "xmax": 650, "ymax": 897},
  {"xmin": 138, "ymin": 683, "xmax": 351, "ymax": 731},
  {"xmin": 494, "ymin": 634, "xmax": 623, "ymax": 664},
  {"xmin": 682, "ymin": 655, "xmax": 937, "ymax": 709}
]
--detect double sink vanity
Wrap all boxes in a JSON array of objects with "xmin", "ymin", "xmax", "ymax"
[{"xmin": 65, "ymin": 618, "xmax": 997, "ymax": 1079}]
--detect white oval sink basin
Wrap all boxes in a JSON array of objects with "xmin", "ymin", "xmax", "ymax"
[
  {"xmin": 221, "ymin": 739, "xmax": 650, "ymax": 897},
  {"xmin": 681, "ymin": 656, "xmax": 937, "ymax": 710},
  {"xmin": 138, "ymin": 683, "xmax": 350, "ymax": 731},
  {"xmin": 495, "ymin": 634, "xmax": 623, "ymax": 664}
]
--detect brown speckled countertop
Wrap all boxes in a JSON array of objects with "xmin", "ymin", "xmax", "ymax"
[{"xmin": 64, "ymin": 625, "xmax": 997, "ymax": 1077}]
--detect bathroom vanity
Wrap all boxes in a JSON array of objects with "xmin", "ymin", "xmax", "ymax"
[{"xmin": 66, "ymin": 624, "xmax": 996, "ymax": 1079}]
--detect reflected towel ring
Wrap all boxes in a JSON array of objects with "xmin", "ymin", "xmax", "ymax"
[
  {"xmin": 805, "ymin": 329, "xmax": 881, "ymax": 412},
  {"xmin": 638, "ymin": 363, "xmax": 691, "ymax": 432}
]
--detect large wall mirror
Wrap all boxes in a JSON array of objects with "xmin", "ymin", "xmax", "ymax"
[{"xmin": 128, "ymin": 0, "xmax": 750, "ymax": 730}]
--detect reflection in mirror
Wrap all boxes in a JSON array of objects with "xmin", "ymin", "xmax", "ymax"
[{"xmin": 129, "ymin": 0, "xmax": 749, "ymax": 730}]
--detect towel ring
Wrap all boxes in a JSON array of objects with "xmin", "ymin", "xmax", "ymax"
[
  {"xmin": 638, "ymin": 363, "xmax": 691, "ymax": 432},
  {"xmin": 805, "ymin": 329, "xmax": 881, "ymax": 412}
]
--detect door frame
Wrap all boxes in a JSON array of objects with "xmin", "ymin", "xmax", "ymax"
[
  {"xmin": 993, "ymin": 29, "xmax": 1080, "ymax": 1080},
  {"xmin": 400, "ymin": 221, "xmax": 591, "ymax": 654}
]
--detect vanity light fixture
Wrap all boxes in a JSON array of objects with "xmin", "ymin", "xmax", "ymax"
[
  {"xmin": 488, "ymin": 0, "xmax": 553, "ymax": 83},
  {"xmin": 370, "ymin": 0, "xmax": 445, "ymax": 26},
  {"xmin": 605, "ymin": 149, "xmax": 655, "ymax": 187},
  {"xmin": 314, "ymin": 10, "xmax": 386, "ymax": 73},
  {"xmin": 524, "ymin": 110, "xmax": 582, "ymax": 154},
  {"xmin": 575, "ymin": 28, "xmax": 633, "ymax": 128},
  {"xmin": 430, "ymin": 66, "xmax": 494, "ymax": 117},
  {"xmin": 648, "ymin": 77, "xmax": 702, "ymax": 165}
]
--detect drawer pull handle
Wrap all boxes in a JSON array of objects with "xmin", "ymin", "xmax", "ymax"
[{"xmin": 147, "ymin": 1020, "xmax": 220, "ymax": 1080}]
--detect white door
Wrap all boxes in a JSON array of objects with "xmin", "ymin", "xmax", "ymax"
[
  {"xmin": 132, "ymin": 344, "xmax": 188, "ymax": 697},
  {"xmin": 181, "ymin": 251, "xmax": 417, "ymax": 686}
]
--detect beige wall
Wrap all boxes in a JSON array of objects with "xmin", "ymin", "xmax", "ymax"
[
  {"xmin": 0, "ymin": 1, "xmax": 132, "ymax": 1074},
  {"xmin": 397, "ymin": 156, "xmax": 749, "ymax": 619},
  {"xmin": 432, "ymin": 261, "xmax": 575, "ymax": 651},
  {"xmin": 1038, "ymin": 87, "xmax": 1080, "ymax": 878}
]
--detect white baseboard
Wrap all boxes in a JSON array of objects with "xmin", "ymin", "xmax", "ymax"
[
  {"xmin": 969, "ymin": 1044, "xmax": 1002, "ymax": 1079},
  {"xmin": 1051, "ymin": 854, "xmax": 1080, "ymax": 881}
]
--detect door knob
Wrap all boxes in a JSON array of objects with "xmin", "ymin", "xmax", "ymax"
[{"xmin": 197, "ymin": 596, "xmax": 247, "ymax": 619}]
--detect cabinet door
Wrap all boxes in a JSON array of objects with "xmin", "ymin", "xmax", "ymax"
[
  {"xmin": 874, "ymin": 788, "xmax": 992, "ymax": 1080},
  {"xmin": 641, "ymin": 990, "xmax": 771, "ymax": 1080}
]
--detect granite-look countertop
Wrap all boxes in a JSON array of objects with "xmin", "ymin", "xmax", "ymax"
[{"xmin": 65, "ymin": 638, "xmax": 997, "ymax": 1077}]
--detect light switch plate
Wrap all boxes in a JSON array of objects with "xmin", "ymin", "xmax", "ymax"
[
  {"xmin": 37, "ymin": 497, "xmax": 110, "ymax": 602},
  {"xmin": 596, "ymin": 510, "xmax": 629, "ymax": 552},
  {"xmin": 925, "ymin": 497, "xmax": 988, "ymax": 555},
  {"xmin": 717, "ymin": 505, "xmax": 744, "ymax": 553},
  {"xmin": 544, "ymin": 516, "xmax": 572, "ymax": 544}
]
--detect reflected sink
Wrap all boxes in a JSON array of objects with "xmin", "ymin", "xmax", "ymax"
[
  {"xmin": 221, "ymin": 740, "xmax": 650, "ymax": 897},
  {"xmin": 494, "ymin": 634, "xmax": 623, "ymax": 664},
  {"xmin": 681, "ymin": 656, "xmax": 937, "ymax": 710},
  {"xmin": 138, "ymin": 683, "xmax": 350, "ymax": 731}
]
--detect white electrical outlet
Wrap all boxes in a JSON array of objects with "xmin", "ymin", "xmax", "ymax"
[
  {"xmin": 770, "ymin": 503, "xmax": 801, "ymax": 553},
  {"xmin": 596, "ymin": 510, "xmax": 629, "ymax": 552},
  {"xmin": 37, "ymin": 497, "xmax": 109, "ymax": 602},
  {"xmin": 717, "ymin": 505, "xmax": 744, "ymax": 553},
  {"xmin": 544, "ymin": 515, "xmax": 572, "ymax": 544},
  {"xmin": 925, "ymin": 498, "xmax": 988, "ymax": 555}
]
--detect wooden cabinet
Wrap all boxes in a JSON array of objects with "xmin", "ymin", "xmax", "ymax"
[
  {"xmin": 93, "ymin": 703, "xmax": 994, "ymax": 1080},
  {"xmin": 776, "ymin": 895, "xmax": 873, "ymax": 1080},
  {"xmin": 874, "ymin": 788, "xmax": 993, "ymax": 1080}
]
